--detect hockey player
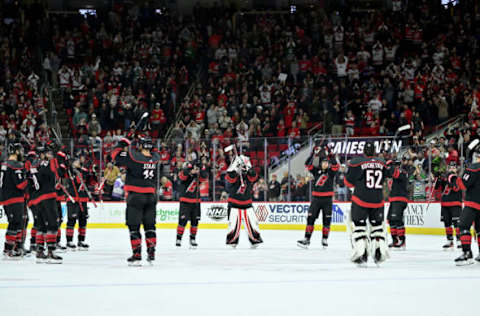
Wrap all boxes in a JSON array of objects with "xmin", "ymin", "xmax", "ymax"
[
  {"xmin": 176, "ymin": 160, "xmax": 207, "ymax": 248},
  {"xmin": 439, "ymin": 162, "xmax": 462, "ymax": 250},
  {"xmin": 111, "ymin": 135, "xmax": 160, "ymax": 265},
  {"xmin": 1, "ymin": 143, "xmax": 28, "ymax": 259},
  {"xmin": 345, "ymin": 142, "xmax": 389, "ymax": 266},
  {"xmin": 25, "ymin": 150, "xmax": 40, "ymax": 253},
  {"xmin": 31, "ymin": 146, "xmax": 63, "ymax": 263},
  {"xmin": 386, "ymin": 158, "xmax": 409, "ymax": 250},
  {"xmin": 297, "ymin": 146, "xmax": 339, "ymax": 249},
  {"xmin": 55, "ymin": 149, "xmax": 69, "ymax": 251},
  {"xmin": 65, "ymin": 157, "xmax": 90, "ymax": 250},
  {"xmin": 225, "ymin": 154, "xmax": 263, "ymax": 248},
  {"xmin": 453, "ymin": 143, "xmax": 480, "ymax": 265}
]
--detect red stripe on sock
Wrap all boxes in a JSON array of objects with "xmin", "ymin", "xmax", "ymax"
[
  {"xmin": 445, "ymin": 227, "xmax": 453, "ymax": 235},
  {"xmin": 460, "ymin": 234, "xmax": 472, "ymax": 245},
  {"xmin": 306, "ymin": 225, "xmax": 314, "ymax": 233},
  {"xmin": 322, "ymin": 227, "xmax": 330, "ymax": 237},
  {"xmin": 397, "ymin": 228, "xmax": 405, "ymax": 237},
  {"xmin": 177, "ymin": 225, "xmax": 185, "ymax": 235},
  {"xmin": 146, "ymin": 238, "xmax": 156, "ymax": 248},
  {"xmin": 390, "ymin": 228, "xmax": 398, "ymax": 236},
  {"xmin": 78, "ymin": 228, "xmax": 86, "ymax": 236},
  {"xmin": 190, "ymin": 226, "xmax": 198, "ymax": 235}
]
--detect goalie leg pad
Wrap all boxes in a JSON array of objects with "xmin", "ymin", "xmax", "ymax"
[
  {"xmin": 226, "ymin": 208, "xmax": 241, "ymax": 245},
  {"xmin": 244, "ymin": 208, "xmax": 262, "ymax": 245},
  {"xmin": 351, "ymin": 226, "xmax": 369, "ymax": 264},
  {"xmin": 370, "ymin": 225, "xmax": 390, "ymax": 264}
]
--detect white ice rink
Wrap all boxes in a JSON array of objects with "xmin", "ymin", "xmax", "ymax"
[{"xmin": 0, "ymin": 229, "xmax": 478, "ymax": 316}]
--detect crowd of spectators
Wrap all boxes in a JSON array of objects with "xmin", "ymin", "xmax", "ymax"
[{"xmin": 0, "ymin": 1, "xmax": 479, "ymax": 202}]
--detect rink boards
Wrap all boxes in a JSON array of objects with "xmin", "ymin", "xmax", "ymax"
[{"xmin": 0, "ymin": 201, "xmax": 446, "ymax": 235}]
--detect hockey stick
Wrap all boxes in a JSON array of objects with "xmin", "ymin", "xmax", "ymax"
[
  {"xmin": 225, "ymin": 144, "xmax": 245, "ymax": 187},
  {"xmin": 73, "ymin": 168, "xmax": 97, "ymax": 208},
  {"xmin": 394, "ymin": 124, "xmax": 411, "ymax": 137},
  {"xmin": 425, "ymin": 176, "xmax": 438, "ymax": 212}
]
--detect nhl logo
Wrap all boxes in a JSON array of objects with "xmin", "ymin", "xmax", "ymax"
[
  {"xmin": 207, "ymin": 205, "xmax": 228, "ymax": 221},
  {"xmin": 254, "ymin": 204, "xmax": 269, "ymax": 222}
]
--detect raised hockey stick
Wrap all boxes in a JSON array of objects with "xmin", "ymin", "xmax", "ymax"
[
  {"xmin": 394, "ymin": 124, "xmax": 411, "ymax": 137},
  {"xmin": 425, "ymin": 176, "xmax": 438, "ymax": 212}
]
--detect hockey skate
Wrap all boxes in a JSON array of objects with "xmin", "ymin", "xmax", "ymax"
[
  {"xmin": 175, "ymin": 237, "xmax": 182, "ymax": 247},
  {"xmin": 56, "ymin": 243, "xmax": 67, "ymax": 253},
  {"xmin": 455, "ymin": 251, "xmax": 473, "ymax": 266},
  {"xmin": 127, "ymin": 254, "xmax": 142, "ymax": 266},
  {"xmin": 388, "ymin": 238, "xmax": 398, "ymax": 248},
  {"xmin": 66, "ymin": 242, "xmax": 77, "ymax": 251},
  {"xmin": 297, "ymin": 238, "xmax": 310, "ymax": 249},
  {"xmin": 227, "ymin": 242, "xmax": 238, "ymax": 249},
  {"xmin": 3, "ymin": 249, "xmax": 22, "ymax": 261},
  {"xmin": 77, "ymin": 242, "xmax": 89, "ymax": 251},
  {"xmin": 36, "ymin": 250, "xmax": 47, "ymax": 264},
  {"xmin": 250, "ymin": 238, "xmax": 263, "ymax": 249},
  {"xmin": 394, "ymin": 239, "xmax": 406, "ymax": 251},
  {"xmin": 189, "ymin": 238, "xmax": 198, "ymax": 249},
  {"xmin": 147, "ymin": 248, "xmax": 155, "ymax": 265},
  {"xmin": 352, "ymin": 251, "xmax": 368, "ymax": 267},
  {"xmin": 19, "ymin": 244, "xmax": 32, "ymax": 257},
  {"xmin": 475, "ymin": 253, "xmax": 480, "ymax": 263},
  {"xmin": 46, "ymin": 251, "xmax": 63, "ymax": 264},
  {"xmin": 321, "ymin": 238, "xmax": 328, "ymax": 249},
  {"xmin": 442, "ymin": 240, "xmax": 454, "ymax": 250}
]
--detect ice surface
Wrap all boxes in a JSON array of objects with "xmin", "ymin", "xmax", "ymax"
[{"xmin": 0, "ymin": 229, "xmax": 478, "ymax": 316}]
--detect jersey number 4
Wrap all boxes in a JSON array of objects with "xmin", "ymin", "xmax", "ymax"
[{"xmin": 366, "ymin": 170, "xmax": 383, "ymax": 189}]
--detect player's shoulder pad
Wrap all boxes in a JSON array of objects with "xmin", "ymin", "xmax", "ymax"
[
  {"xmin": 348, "ymin": 156, "xmax": 366, "ymax": 166},
  {"xmin": 466, "ymin": 162, "xmax": 480, "ymax": 172}
]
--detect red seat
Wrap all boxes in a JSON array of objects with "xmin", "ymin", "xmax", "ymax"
[
  {"xmin": 257, "ymin": 151, "xmax": 265, "ymax": 161},
  {"xmin": 279, "ymin": 144, "xmax": 288, "ymax": 151},
  {"xmin": 267, "ymin": 144, "xmax": 278, "ymax": 152},
  {"xmin": 249, "ymin": 151, "xmax": 257, "ymax": 159}
]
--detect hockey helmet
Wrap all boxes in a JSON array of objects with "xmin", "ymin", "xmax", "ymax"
[
  {"xmin": 364, "ymin": 141, "xmax": 375, "ymax": 157},
  {"xmin": 139, "ymin": 136, "xmax": 153, "ymax": 150}
]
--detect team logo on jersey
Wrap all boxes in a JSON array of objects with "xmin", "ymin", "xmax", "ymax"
[
  {"xmin": 206, "ymin": 205, "xmax": 228, "ymax": 221},
  {"xmin": 254, "ymin": 204, "xmax": 269, "ymax": 222}
]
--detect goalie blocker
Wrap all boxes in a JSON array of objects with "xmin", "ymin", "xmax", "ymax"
[
  {"xmin": 345, "ymin": 142, "xmax": 390, "ymax": 266},
  {"xmin": 225, "ymin": 155, "xmax": 263, "ymax": 248}
]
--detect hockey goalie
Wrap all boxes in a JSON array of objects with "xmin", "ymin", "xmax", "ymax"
[{"xmin": 225, "ymin": 152, "xmax": 263, "ymax": 248}]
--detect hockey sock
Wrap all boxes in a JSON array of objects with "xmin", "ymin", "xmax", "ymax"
[
  {"xmin": 30, "ymin": 228, "xmax": 37, "ymax": 246},
  {"xmin": 455, "ymin": 227, "xmax": 460, "ymax": 240},
  {"xmin": 129, "ymin": 230, "xmax": 142, "ymax": 255},
  {"xmin": 46, "ymin": 231, "xmax": 57, "ymax": 251},
  {"xmin": 190, "ymin": 226, "xmax": 198, "ymax": 239},
  {"xmin": 305, "ymin": 225, "xmax": 313, "ymax": 239},
  {"xmin": 15, "ymin": 229, "xmax": 22, "ymax": 246},
  {"xmin": 56, "ymin": 228, "xmax": 61, "ymax": 243},
  {"xmin": 66, "ymin": 226, "xmax": 74, "ymax": 242},
  {"xmin": 145, "ymin": 229, "xmax": 156, "ymax": 251},
  {"xmin": 36, "ymin": 233, "xmax": 45, "ymax": 250},
  {"xmin": 390, "ymin": 227, "xmax": 398, "ymax": 239},
  {"xmin": 5, "ymin": 232, "xmax": 16, "ymax": 251},
  {"xmin": 176, "ymin": 225, "xmax": 185, "ymax": 240},
  {"xmin": 397, "ymin": 227, "xmax": 406, "ymax": 241},
  {"xmin": 459, "ymin": 229, "xmax": 472, "ymax": 252},
  {"xmin": 445, "ymin": 227, "xmax": 453, "ymax": 240},
  {"xmin": 78, "ymin": 227, "xmax": 86, "ymax": 242},
  {"xmin": 322, "ymin": 226, "xmax": 330, "ymax": 239}
]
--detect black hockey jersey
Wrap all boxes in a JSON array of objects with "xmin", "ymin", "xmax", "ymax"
[
  {"xmin": 440, "ymin": 172, "xmax": 462, "ymax": 207},
  {"xmin": 456, "ymin": 162, "xmax": 480, "ymax": 209},
  {"xmin": 226, "ymin": 169, "xmax": 258, "ymax": 209},
  {"xmin": 25, "ymin": 158, "xmax": 41, "ymax": 207},
  {"xmin": 306, "ymin": 158, "xmax": 339, "ymax": 198},
  {"xmin": 112, "ymin": 142, "xmax": 160, "ymax": 194},
  {"xmin": 30, "ymin": 158, "xmax": 59, "ymax": 206},
  {"xmin": 387, "ymin": 166, "xmax": 409, "ymax": 203},
  {"xmin": 67, "ymin": 167, "xmax": 90, "ymax": 203},
  {"xmin": 345, "ymin": 156, "xmax": 388, "ymax": 208},
  {"xmin": 0, "ymin": 159, "xmax": 27, "ymax": 205},
  {"xmin": 178, "ymin": 164, "xmax": 208, "ymax": 203}
]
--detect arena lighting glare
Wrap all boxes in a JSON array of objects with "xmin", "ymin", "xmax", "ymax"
[{"xmin": 79, "ymin": 9, "xmax": 96, "ymax": 18}]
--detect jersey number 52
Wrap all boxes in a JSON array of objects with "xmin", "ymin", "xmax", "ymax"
[{"xmin": 366, "ymin": 170, "xmax": 383, "ymax": 189}]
